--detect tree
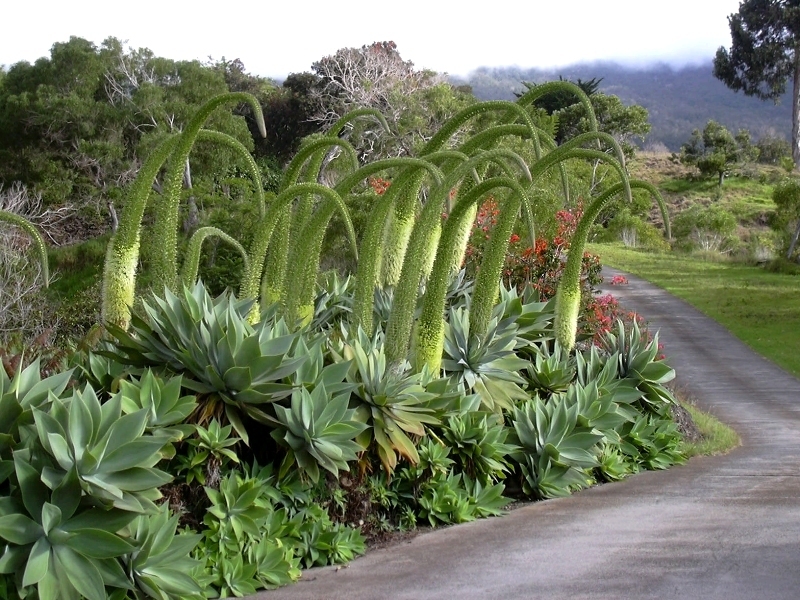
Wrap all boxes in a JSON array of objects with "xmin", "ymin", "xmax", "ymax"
[
  {"xmin": 679, "ymin": 120, "xmax": 758, "ymax": 187},
  {"xmin": 309, "ymin": 42, "xmax": 474, "ymax": 160},
  {"xmin": 0, "ymin": 37, "xmax": 256, "ymax": 239},
  {"xmin": 713, "ymin": 0, "xmax": 800, "ymax": 168}
]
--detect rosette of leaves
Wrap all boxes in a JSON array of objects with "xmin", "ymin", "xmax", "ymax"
[
  {"xmin": 0, "ymin": 359, "xmax": 72, "ymax": 479},
  {"xmin": 118, "ymin": 504, "xmax": 205, "ymax": 600},
  {"xmin": 287, "ymin": 504, "xmax": 366, "ymax": 568},
  {"xmin": 199, "ymin": 472, "xmax": 302, "ymax": 595},
  {"xmin": 494, "ymin": 285, "xmax": 555, "ymax": 345},
  {"xmin": 562, "ymin": 381, "xmax": 630, "ymax": 443},
  {"xmin": 175, "ymin": 420, "xmax": 241, "ymax": 486},
  {"xmin": 441, "ymin": 307, "xmax": 529, "ymax": 413},
  {"xmin": 596, "ymin": 443, "xmax": 637, "ymax": 482},
  {"xmin": 439, "ymin": 412, "xmax": 517, "ymax": 484},
  {"xmin": 0, "ymin": 454, "xmax": 137, "ymax": 600},
  {"xmin": 70, "ymin": 349, "xmax": 131, "ymax": 396},
  {"xmin": 522, "ymin": 341, "xmax": 576, "ymax": 396},
  {"xmin": 105, "ymin": 282, "xmax": 307, "ymax": 443},
  {"xmin": 511, "ymin": 395, "xmax": 603, "ymax": 499},
  {"xmin": 417, "ymin": 472, "xmax": 508, "ymax": 526},
  {"xmin": 32, "ymin": 385, "xmax": 173, "ymax": 513},
  {"xmin": 342, "ymin": 331, "xmax": 440, "ymax": 474},
  {"xmin": 118, "ymin": 370, "xmax": 197, "ymax": 458},
  {"xmin": 575, "ymin": 344, "xmax": 645, "ymax": 423},
  {"xmin": 599, "ymin": 320, "xmax": 677, "ymax": 412},
  {"xmin": 270, "ymin": 383, "xmax": 367, "ymax": 483},
  {"xmin": 285, "ymin": 335, "xmax": 354, "ymax": 397},
  {"xmin": 619, "ymin": 414, "xmax": 685, "ymax": 471},
  {"xmin": 310, "ymin": 271, "xmax": 354, "ymax": 332}
]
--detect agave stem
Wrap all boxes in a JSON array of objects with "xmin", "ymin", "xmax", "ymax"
[
  {"xmin": 328, "ymin": 107, "xmax": 391, "ymax": 139},
  {"xmin": 553, "ymin": 179, "xmax": 667, "ymax": 352},
  {"xmin": 0, "ymin": 210, "xmax": 49, "ymax": 285},
  {"xmin": 470, "ymin": 185, "xmax": 531, "ymax": 338},
  {"xmin": 260, "ymin": 209, "xmax": 290, "ymax": 310},
  {"xmin": 349, "ymin": 159, "xmax": 444, "ymax": 332},
  {"xmin": 422, "ymin": 100, "xmax": 541, "ymax": 157},
  {"xmin": 445, "ymin": 121, "xmax": 542, "ymax": 278},
  {"xmin": 180, "ymin": 226, "xmax": 250, "ymax": 288},
  {"xmin": 629, "ymin": 180, "xmax": 672, "ymax": 240},
  {"xmin": 381, "ymin": 101, "xmax": 539, "ymax": 288},
  {"xmin": 515, "ymin": 81, "xmax": 598, "ymax": 135},
  {"xmin": 414, "ymin": 177, "xmax": 524, "ymax": 373},
  {"xmin": 280, "ymin": 137, "xmax": 359, "ymax": 191},
  {"xmin": 516, "ymin": 81, "xmax": 600, "ymax": 206},
  {"xmin": 263, "ymin": 184, "xmax": 356, "ymax": 324},
  {"xmin": 101, "ymin": 135, "xmax": 179, "ymax": 328},
  {"xmin": 385, "ymin": 149, "xmax": 529, "ymax": 366},
  {"xmin": 264, "ymin": 137, "xmax": 359, "ymax": 308},
  {"xmin": 150, "ymin": 92, "xmax": 265, "ymax": 293},
  {"xmin": 196, "ymin": 129, "xmax": 265, "ymax": 216}
]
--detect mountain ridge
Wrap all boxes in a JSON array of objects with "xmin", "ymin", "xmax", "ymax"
[{"xmin": 451, "ymin": 61, "xmax": 793, "ymax": 151}]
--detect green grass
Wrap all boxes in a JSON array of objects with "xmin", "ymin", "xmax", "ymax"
[
  {"xmin": 588, "ymin": 243, "xmax": 800, "ymax": 377},
  {"xmin": 680, "ymin": 400, "xmax": 741, "ymax": 458}
]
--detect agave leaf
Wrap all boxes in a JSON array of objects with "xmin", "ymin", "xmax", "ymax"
[
  {"xmin": 63, "ymin": 529, "xmax": 135, "ymax": 559},
  {"xmin": 13, "ymin": 453, "xmax": 49, "ymax": 523},
  {"xmin": 53, "ymin": 544, "xmax": 106, "ymax": 600},
  {"xmin": 0, "ymin": 513, "xmax": 42, "ymax": 545}
]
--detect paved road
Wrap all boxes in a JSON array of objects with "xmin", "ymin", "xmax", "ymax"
[{"xmin": 256, "ymin": 269, "xmax": 800, "ymax": 600}]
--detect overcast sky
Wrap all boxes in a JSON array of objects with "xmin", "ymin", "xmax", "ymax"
[{"xmin": 3, "ymin": 1, "xmax": 741, "ymax": 78}]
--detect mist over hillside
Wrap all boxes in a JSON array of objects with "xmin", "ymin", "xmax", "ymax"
[{"xmin": 452, "ymin": 61, "xmax": 793, "ymax": 151}]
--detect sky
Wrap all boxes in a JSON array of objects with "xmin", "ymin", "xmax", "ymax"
[{"xmin": 2, "ymin": 1, "xmax": 742, "ymax": 78}]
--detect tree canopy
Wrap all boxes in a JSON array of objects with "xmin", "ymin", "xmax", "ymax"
[
  {"xmin": 713, "ymin": 0, "xmax": 800, "ymax": 167},
  {"xmin": 680, "ymin": 120, "xmax": 758, "ymax": 187}
]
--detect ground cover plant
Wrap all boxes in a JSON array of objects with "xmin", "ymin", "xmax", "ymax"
[
  {"xmin": 0, "ymin": 86, "xmax": 695, "ymax": 599},
  {"xmin": 589, "ymin": 243, "xmax": 800, "ymax": 377}
]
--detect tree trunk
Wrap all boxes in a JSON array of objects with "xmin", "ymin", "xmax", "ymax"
[
  {"xmin": 793, "ymin": 49, "xmax": 800, "ymax": 169},
  {"xmin": 787, "ymin": 220, "xmax": 800, "ymax": 260}
]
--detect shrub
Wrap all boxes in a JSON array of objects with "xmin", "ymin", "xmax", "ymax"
[{"xmin": 672, "ymin": 204, "xmax": 739, "ymax": 253}]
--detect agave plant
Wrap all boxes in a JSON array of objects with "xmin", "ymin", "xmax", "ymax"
[
  {"xmin": 270, "ymin": 384, "xmax": 367, "ymax": 483},
  {"xmin": 32, "ymin": 385, "xmax": 173, "ymax": 513},
  {"xmin": 104, "ymin": 282, "xmax": 306, "ymax": 443},
  {"xmin": 338, "ymin": 329, "xmax": 439, "ymax": 474},
  {"xmin": 0, "ymin": 359, "xmax": 72, "ymax": 468},
  {"xmin": 599, "ymin": 320, "xmax": 677, "ymax": 412},
  {"xmin": 118, "ymin": 370, "xmax": 197, "ymax": 455},
  {"xmin": 119, "ymin": 504, "xmax": 205, "ymax": 600},
  {"xmin": 440, "ymin": 307, "xmax": 529, "ymax": 413},
  {"xmin": 522, "ymin": 341, "xmax": 577, "ymax": 395},
  {"xmin": 0, "ymin": 455, "xmax": 137, "ymax": 600},
  {"xmin": 511, "ymin": 394, "xmax": 603, "ymax": 498},
  {"xmin": 439, "ymin": 411, "xmax": 517, "ymax": 484}
]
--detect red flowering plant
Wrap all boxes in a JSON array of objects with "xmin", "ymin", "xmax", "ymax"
[
  {"xmin": 465, "ymin": 201, "xmax": 601, "ymax": 298},
  {"xmin": 463, "ymin": 200, "xmax": 627, "ymax": 344}
]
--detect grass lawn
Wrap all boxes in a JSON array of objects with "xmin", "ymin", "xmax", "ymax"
[{"xmin": 588, "ymin": 243, "xmax": 800, "ymax": 377}]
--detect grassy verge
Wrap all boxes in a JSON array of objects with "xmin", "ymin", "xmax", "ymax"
[
  {"xmin": 588, "ymin": 243, "xmax": 800, "ymax": 377},
  {"xmin": 680, "ymin": 400, "xmax": 741, "ymax": 458}
]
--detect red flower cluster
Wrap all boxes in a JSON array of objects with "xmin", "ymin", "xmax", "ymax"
[
  {"xmin": 463, "ymin": 201, "xmax": 602, "ymax": 303},
  {"xmin": 369, "ymin": 177, "xmax": 391, "ymax": 195},
  {"xmin": 610, "ymin": 274, "xmax": 629, "ymax": 286}
]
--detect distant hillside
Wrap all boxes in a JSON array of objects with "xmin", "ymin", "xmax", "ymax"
[{"xmin": 453, "ymin": 61, "xmax": 793, "ymax": 151}]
